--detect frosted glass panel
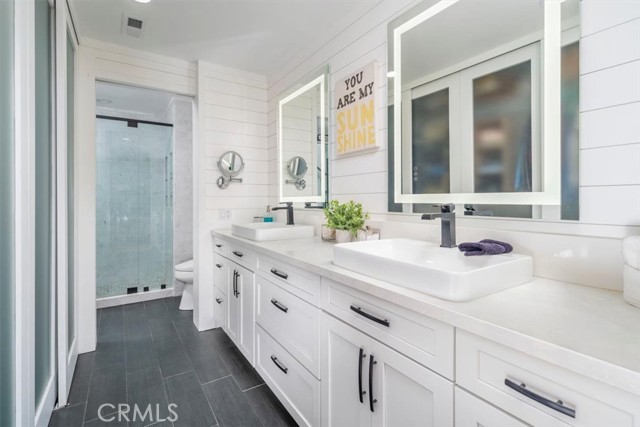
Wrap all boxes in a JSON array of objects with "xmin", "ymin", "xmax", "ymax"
[
  {"xmin": 472, "ymin": 61, "xmax": 532, "ymax": 193},
  {"xmin": 96, "ymin": 118, "xmax": 173, "ymax": 298},
  {"xmin": 0, "ymin": 0, "xmax": 15, "ymax": 425},
  {"xmin": 35, "ymin": 0, "xmax": 53, "ymax": 406},
  {"xmin": 411, "ymin": 88, "xmax": 450, "ymax": 194},
  {"xmin": 67, "ymin": 33, "xmax": 75, "ymax": 350}
]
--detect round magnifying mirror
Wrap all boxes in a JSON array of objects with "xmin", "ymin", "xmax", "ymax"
[
  {"xmin": 287, "ymin": 156, "xmax": 308, "ymax": 180},
  {"xmin": 218, "ymin": 151, "xmax": 245, "ymax": 178}
]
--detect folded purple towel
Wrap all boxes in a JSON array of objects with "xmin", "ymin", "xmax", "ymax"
[{"xmin": 458, "ymin": 239, "xmax": 513, "ymax": 256}]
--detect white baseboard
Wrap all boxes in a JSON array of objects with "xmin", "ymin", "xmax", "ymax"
[{"xmin": 96, "ymin": 288, "xmax": 175, "ymax": 309}]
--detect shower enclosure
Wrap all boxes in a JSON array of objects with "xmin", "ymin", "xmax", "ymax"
[{"xmin": 96, "ymin": 117, "xmax": 174, "ymax": 299}]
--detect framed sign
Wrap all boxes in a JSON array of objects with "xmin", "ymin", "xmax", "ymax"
[{"xmin": 335, "ymin": 61, "xmax": 379, "ymax": 157}]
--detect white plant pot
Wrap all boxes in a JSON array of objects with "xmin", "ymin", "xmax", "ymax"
[
  {"xmin": 335, "ymin": 229, "xmax": 353, "ymax": 244},
  {"xmin": 624, "ymin": 264, "xmax": 640, "ymax": 308}
]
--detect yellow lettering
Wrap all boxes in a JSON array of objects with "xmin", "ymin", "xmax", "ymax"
[
  {"xmin": 367, "ymin": 124, "xmax": 375, "ymax": 145},
  {"xmin": 347, "ymin": 107, "xmax": 358, "ymax": 131},
  {"xmin": 337, "ymin": 134, "xmax": 344, "ymax": 154},
  {"xmin": 360, "ymin": 99, "xmax": 374, "ymax": 125},
  {"xmin": 337, "ymin": 111, "xmax": 345, "ymax": 134}
]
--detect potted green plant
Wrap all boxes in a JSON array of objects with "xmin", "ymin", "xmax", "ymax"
[{"xmin": 323, "ymin": 200, "xmax": 369, "ymax": 243}]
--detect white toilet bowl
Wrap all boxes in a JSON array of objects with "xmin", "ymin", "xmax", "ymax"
[{"xmin": 175, "ymin": 260, "xmax": 194, "ymax": 310}]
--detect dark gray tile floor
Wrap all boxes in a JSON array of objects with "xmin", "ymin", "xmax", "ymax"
[{"xmin": 49, "ymin": 297, "xmax": 297, "ymax": 427}]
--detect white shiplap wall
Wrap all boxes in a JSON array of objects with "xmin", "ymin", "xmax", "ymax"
[
  {"xmin": 265, "ymin": 0, "xmax": 640, "ymax": 291},
  {"xmin": 194, "ymin": 61, "xmax": 269, "ymax": 330},
  {"xmin": 579, "ymin": 1, "xmax": 640, "ymax": 225}
]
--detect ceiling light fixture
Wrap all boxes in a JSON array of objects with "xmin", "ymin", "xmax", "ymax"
[{"xmin": 134, "ymin": 0, "xmax": 151, "ymax": 3}]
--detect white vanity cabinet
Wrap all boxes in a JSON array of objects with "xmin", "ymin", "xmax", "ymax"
[
  {"xmin": 321, "ymin": 313, "xmax": 454, "ymax": 427},
  {"xmin": 227, "ymin": 261, "xmax": 255, "ymax": 364},
  {"xmin": 455, "ymin": 387, "xmax": 530, "ymax": 427}
]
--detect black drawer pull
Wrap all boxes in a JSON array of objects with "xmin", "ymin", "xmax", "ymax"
[
  {"xmin": 216, "ymin": 298, "xmax": 223, "ymax": 304},
  {"xmin": 504, "ymin": 378, "xmax": 575, "ymax": 418},
  {"xmin": 232, "ymin": 250, "xmax": 243, "ymax": 258},
  {"xmin": 270, "ymin": 355, "xmax": 288, "ymax": 374},
  {"xmin": 369, "ymin": 354, "xmax": 377, "ymax": 412},
  {"xmin": 270, "ymin": 268, "xmax": 288, "ymax": 280},
  {"xmin": 350, "ymin": 305, "xmax": 390, "ymax": 327},
  {"xmin": 358, "ymin": 348, "xmax": 366, "ymax": 403},
  {"xmin": 215, "ymin": 244, "xmax": 222, "ymax": 248},
  {"xmin": 270, "ymin": 299, "xmax": 288, "ymax": 313},
  {"xmin": 215, "ymin": 263, "xmax": 222, "ymax": 268}
]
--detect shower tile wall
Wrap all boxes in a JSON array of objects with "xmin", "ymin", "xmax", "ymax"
[{"xmin": 96, "ymin": 118, "xmax": 173, "ymax": 298}]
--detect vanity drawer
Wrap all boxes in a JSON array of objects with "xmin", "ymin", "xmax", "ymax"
[
  {"xmin": 213, "ymin": 237, "xmax": 228, "ymax": 256},
  {"xmin": 256, "ymin": 325, "xmax": 320, "ymax": 427},
  {"xmin": 256, "ymin": 275, "xmax": 320, "ymax": 377},
  {"xmin": 258, "ymin": 255, "xmax": 321, "ymax": 307},
  {"xmin": 214, "ymin": 286, "xmax": 226, "ymax": 330},
  {"xmin": 455, "ymin": 387, "xmax": 530, "ymax": 427},
  {"xmin": 227, "ymin": 242, "xmax": 257, "ymax": 271},
  {"xmin": 321, "ymin": 278, "xmax": 454, "ymax": 380},
  {"xmin": 456, "ymin": 330, "xmax": 640, "ymax": 427},
  {"xmin": 213, "ymin": 253, "xmax": 227, "ymax": 292}
]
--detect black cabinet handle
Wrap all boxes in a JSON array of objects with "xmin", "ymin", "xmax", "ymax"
[
  {"xmin": 350, "ymin": 305, "xmax": 390, "ymax": 327},
  {"xmin": 233, "ymin": 270, "xmax": 239, "ymax": 297},
  {"xmin": 358, "ymin": 348, "xmax": 366, "ymax": 403},
  {"xmin": 215, "ymin": 244, "xmax": 222, "ymax": 248},
  {"xmin": 270, "ymin": 355, "xmax": 288, "ymax": 374},
  {"xmin": 368, "ymin": 354, "xmax": 377, "ymax": 412},
  {"xmin": 216, "ymin": 263, "xmax": 222, "ymax": 268},
  {"xmin": 270, "ymin": 299, "xmax": 288, "ymax": 313},
  {"xmin": 232, "ymin": 250, "xmax": 243, "ymax": 258},
  {"xmin": 270, "ymin": 268, "xmax": 288, "ymax": 280},
  {"xmin": 504, "ymin": 378, "xmax": 575, "ymax": 418},
  {"xmin": 216, "ymin": 298, "xmax": 223, "ymax": 304}
]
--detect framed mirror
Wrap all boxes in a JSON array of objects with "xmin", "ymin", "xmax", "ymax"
[
  {"xmin": 278, "ymin": 65, "xmax": 329, "ymax": 203},
  {"xmin": 388, "ymin": 0, "xmax": 576, "ymax": 207}
]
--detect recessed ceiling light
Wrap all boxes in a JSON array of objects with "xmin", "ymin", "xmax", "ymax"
[{"xmin": 134, "ymin": 0, "xmax": 151, "ymax": 3}]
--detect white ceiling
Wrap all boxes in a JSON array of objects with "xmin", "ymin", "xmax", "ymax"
[{"xmin": 69, "ymin": 0, "xmax": 380, "ymax": 81}]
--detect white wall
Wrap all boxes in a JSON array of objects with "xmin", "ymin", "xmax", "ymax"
[
  {"xmin": 266, "ymin": 0, "xmax": 640, "ymax": 291},
  {"xmin": 193, "ymin": 61, "xmax": 269, "ymax": 330}
]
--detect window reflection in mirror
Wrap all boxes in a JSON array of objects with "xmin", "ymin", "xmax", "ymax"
[{"xmin": 388, "ymin": 0, "xmax": 580, "ymax": 220}]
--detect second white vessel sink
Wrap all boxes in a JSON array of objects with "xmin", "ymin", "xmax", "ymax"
[
  {"xmin": 333, "ymin": 238, "xmax": 533, "ymax": 301},
  {"xmin": 232, "ymin": 222, "xmax": 314, "ymax": 242}
]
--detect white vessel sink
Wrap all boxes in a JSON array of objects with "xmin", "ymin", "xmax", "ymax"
[
  {"xmin": 333, "ymin": 238, "xmax": 533, "ymax": 301},
  {"xmin": 232, "ymin": 222, "xmax": 314, "ymax": 242}
]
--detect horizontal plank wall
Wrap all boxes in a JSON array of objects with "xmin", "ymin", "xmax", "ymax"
[
  {"xmin": 266, "ymin": 0, "xmax": 640, "ymax": 291},
  {"xmin": 194, "ymin": 61, "xmax": 269, "ymax": 330},
  {"xmin": 77, "ymin": 39, "xmax": 197, "ymax": 353},
  {"xmin": 579, "ymin": 1, "xmax": 640, "ymax": 225}
]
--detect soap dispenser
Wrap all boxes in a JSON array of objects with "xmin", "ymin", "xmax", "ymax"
[{"xmin": 263, "ymin": 205, "xmax": 274, "ymax": 223}]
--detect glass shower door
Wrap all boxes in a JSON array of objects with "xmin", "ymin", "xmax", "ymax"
[{"xmin": 96, "ymin": 118, "xmax": 173, "ymax": 298}]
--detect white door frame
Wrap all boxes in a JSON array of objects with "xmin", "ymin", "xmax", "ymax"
[
  {"xmin": 14, "ymin": 0, "xmax": 36, "ymax": 424},
  {"xmin": 55, "ymin": 0, "xmax": 80, "ymax": 407}
]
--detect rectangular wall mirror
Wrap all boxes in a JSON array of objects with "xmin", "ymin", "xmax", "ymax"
[
  {"xmin": 278, "ymin": 65, "xmax": 329, "ymax": 204},
  {"xmin": 388, "ymin": 0, "xmax": 579, "ymax": 217}
]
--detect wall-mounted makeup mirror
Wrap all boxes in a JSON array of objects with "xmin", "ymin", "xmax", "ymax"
[
  {"xmin": 216, "ymin": 151, "xmax": 244, "ymax": 189},
  {"xmin": 278, "ymin": 65, "xmax": 329, "ymax": 203},
  {"xmin": 286, "ymin": 156, "xmax": 308, "ymax": 191},
  {"xmin": 388, "ymin": 0, "xmax": 580, "ymax": 217}
]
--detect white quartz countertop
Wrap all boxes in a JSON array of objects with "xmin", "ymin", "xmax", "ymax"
[{"xmin": 212, "ymin": 229, "xmax": 640, "ymax": 396}]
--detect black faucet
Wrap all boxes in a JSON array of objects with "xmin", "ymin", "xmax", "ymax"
[
  {"xmin": 272, "ymin": 202, "xmax": 295, "ymax": 225},
  {"xmin": 421, "ymin": 204, "xmax": 456, "ymax": 248}
]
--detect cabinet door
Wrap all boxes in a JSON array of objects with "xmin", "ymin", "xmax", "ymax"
[
  {"xmin": 214, "ymin": 287, "xmax": 226, "ymax": 330},
  {"xmin": 455, "ymin": 387, "xmax": 530, "ymax": 427},
  {"xmin": 236, "ymin": 263, "xmax": 255, "ymax": 364},
  {"xmin": 370, "ymin": 339, "xmax": 454, "ymax": 427},
  {"xmin": 227, "ymin": 265, "xmax": 240, "ymax": 345},
  {"xmin": 321, "ymin": 313, "xmax": 372, "ymax": 427}
]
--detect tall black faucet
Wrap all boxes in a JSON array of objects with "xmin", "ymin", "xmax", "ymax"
[
  {"xmin": 421, "ymin": 204, "xmax": 456, "ymax": 248},
  {"xmin": 272, "ymin": 202, "xmax": 295, "ymax": 225}
]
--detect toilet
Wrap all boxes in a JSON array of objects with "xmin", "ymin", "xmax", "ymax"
[{"xmin": 175, "ymin": 259, "xmax": 194, "ymax": 310}]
